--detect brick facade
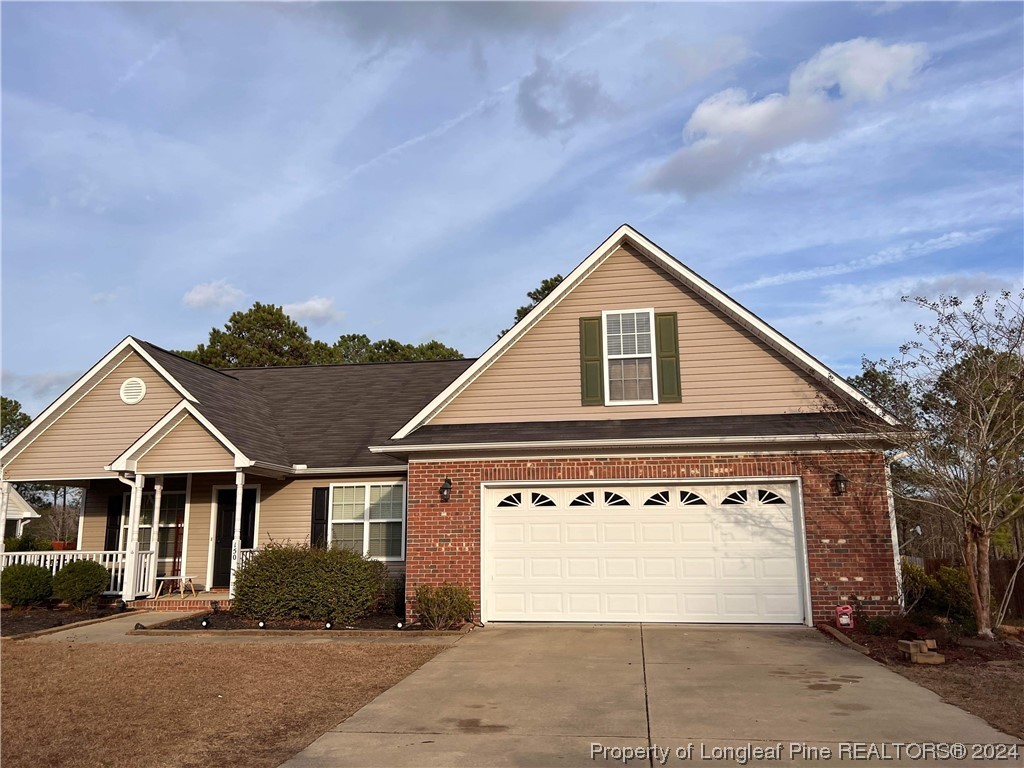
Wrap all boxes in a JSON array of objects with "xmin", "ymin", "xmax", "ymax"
[{"xmin": 406, "ymin": 452, "xmax": 900, "ymax": 624}]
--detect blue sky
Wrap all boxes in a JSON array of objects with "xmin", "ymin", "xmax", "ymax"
[{"xmin": 3, "ymin": 2, "xmax": 1022, "ymax": 417}]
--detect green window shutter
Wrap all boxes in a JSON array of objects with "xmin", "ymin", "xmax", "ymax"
[
  {"xmin": 655, "ymin": 312, "xmax": 681, "ymax": 403},
  {"xmin": 579, "ymin": 316, "xmax": 604, "ymax": 406}
]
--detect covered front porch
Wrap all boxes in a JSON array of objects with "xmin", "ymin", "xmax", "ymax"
[{"xmin": 0, "ymin": 470, "xmax": 260, "ymax": 600}]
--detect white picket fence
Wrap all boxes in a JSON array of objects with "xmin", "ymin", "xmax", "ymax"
[{"xmin": 0, "ymin": 550, "xmax": 156, "ymax": 596}]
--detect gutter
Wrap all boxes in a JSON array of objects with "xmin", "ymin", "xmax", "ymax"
[{"xmin": 368, "ymin": 432, "xmax": 898, "ymax": 454}]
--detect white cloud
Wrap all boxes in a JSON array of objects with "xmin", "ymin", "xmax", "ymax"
[
  {"xmin": 282, "ymin": 296, "xmax": 343, "ymax": 325},
  {"xmin": 90, "ymin": 291, "xmax": 117, "ymax": 304},
  {"xmin": 182, "ymin": 280, "xmax": 246, "ymax": 309},
  {"xmin": 732, "ymin": 228, "xmax": 1000, "ymax": 291},
  {"xmin": 643, "ymin": 37, "xmax": 929, "ymax": 196}
]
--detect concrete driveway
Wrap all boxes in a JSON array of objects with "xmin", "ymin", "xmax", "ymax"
[{"xmin": 284, "ymin": 625, "xmax": 1018, "ymax": 767}]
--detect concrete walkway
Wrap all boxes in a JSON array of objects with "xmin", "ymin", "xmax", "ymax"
[
  {"xmin": 23, "ymin": 611, "xmax": 459, "ymax": 646},
  {"xmin": 283, "ymin": 624, "xmax": 1019, "ymax": 767}
]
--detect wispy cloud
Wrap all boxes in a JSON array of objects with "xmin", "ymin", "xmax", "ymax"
[
  {"xmin": 732, "ymin": 228, "xmax": 1000, "ymax": 291},
  {"xmin": 643, "ymin": 37, "xmax": 929, "ymax": 197},
  {"xmin": 111, "ymin": 33, "xmax": 173, "ymax": 93},
  {"xmin": 282, "ymin": 296, "xmax": 343, "ymax": 325},
  {"xmin": 1, "ymin": 369, "xmax": 80, "ymax": 411},
  {"xmin": 90, "ymin": 291, "xmax": 117, "ymax": 304},
  {"xmin": 182, "ymin": 280, "xmax": 246, "ymax": 309}
]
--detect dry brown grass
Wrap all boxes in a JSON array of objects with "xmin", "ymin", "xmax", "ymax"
[
  {"xmin": 897, "ymin": 661, "xmax": 1024, "ymax": 740},
  {"xmin": 1, "ymin": 640, "xmax": 443, "ymax": 768}
]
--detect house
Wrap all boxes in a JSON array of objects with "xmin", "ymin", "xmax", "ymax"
[
  {"xmin": 0, "ymin": 225, "xmax": 901, "ymax": 624},
  {"xmin": 2, "ymin": 486, "xmax": 40, "ymax": 539}
]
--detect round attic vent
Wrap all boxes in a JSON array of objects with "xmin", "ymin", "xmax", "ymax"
[{"xmin": 119, "ymin": 377, "xmax": 147, "ymax": 405}]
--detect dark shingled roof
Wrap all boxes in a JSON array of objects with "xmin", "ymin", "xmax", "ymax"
[
  {"xmin": 137, "ymin": 341, "xmax": 473, "ymax": 469},
  {"xmin": 138, "ymin": 341, "xmax": 292, "ymax": 466},
  {"xmin": 227, "ymin": 359, "xmax": 474, "ymax": 468},
  {"xmin": 383, "ymin": 413, "xmax": 889, "ymax": 448},
  {"xmin": 135, "ymin": 341, "xmax": 886, "ymax": 470}
]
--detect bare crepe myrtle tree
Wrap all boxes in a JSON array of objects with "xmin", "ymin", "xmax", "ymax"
[{"xmin": 823, "ymin": 291, "xmax": 1023, "ymax": 638}]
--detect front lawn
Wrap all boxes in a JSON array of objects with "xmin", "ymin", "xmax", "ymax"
[{"xmin": 1, "ymin": 641, "xmax": 442, "ymax": 767}]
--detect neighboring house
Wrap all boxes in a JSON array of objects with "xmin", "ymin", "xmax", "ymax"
[
  {"xmin": 0, "ymin": 225, "xmax": 900, "ymax": 624},
  {"xmin": 3, "ymin": 486, "xmax": 40, "ymax": 539}
]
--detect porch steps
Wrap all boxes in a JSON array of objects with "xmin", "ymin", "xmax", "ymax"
[{"xmin": 127, "ymin": 596, "xmax": 231, "ymax": 612}]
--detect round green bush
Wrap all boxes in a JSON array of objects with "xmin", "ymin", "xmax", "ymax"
[
  {"xmin": 1, "ymin": 564, "xmax": 53, "ymax": 607},
  {"xmin": 53, "ymin": 560, "xmax": 110, "ymax": 608},
  {"xmin": 232, "ymin": 543, "xmax": 389, "ymax": 624}
]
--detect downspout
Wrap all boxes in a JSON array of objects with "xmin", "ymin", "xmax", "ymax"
[{"xmin": 117, "ymin": 473, "xmax": 145, "ymax": 599}]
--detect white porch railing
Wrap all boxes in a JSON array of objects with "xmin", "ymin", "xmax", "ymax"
[
  {"xmin": 0, "ymin": 550, "xmax": 156, "ymax": 597},
  {"xmin": 134, "ymin": 550, "xmax": 156, "ymax": 598},
  {"xmin": 238, "ymin": 548, "xmax": 258, "ymax": 568}
]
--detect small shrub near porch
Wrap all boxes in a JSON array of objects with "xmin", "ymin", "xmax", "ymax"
[
  {"xmin": 415, "ymin": 583, "xmax": 474, "ymax": 630},
  {"xmin": 1, "ymin": 564, "xmax": 53, "ymax": 607},
  {"xmin": 232, "ymin": 543, "xmax": 389, "ymax": 625},
  {"xmin": 53, "ymin": 560, "xmax": 110, "ymax": 608}
]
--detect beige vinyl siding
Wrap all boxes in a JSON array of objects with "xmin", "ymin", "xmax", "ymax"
[
  {"xmin": 135, "ymin": 415, "xmax": 235, "ymax": 474},
  {"xmin": 80, "ymin": 479, "xmax": 125, "ymax": 551},
  {"xmin": 187, "ymin": 473, "xmax": 408, "ymax": 589},
  {"xmin": 432, "ymin": 244, "xmax": 827, "ymax": 424},
  {"xmin": 3, "ymin": 353, "xmax": 182, "ymax": 481}
]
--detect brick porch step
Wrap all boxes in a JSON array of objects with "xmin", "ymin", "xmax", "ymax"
[{"xmin": 128, "ymin": 597, "xmax": 231, "ymax": 612}]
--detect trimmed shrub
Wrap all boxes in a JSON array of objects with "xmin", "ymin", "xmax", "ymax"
[
  {"xmin": 53, "ymin": 560, "xmax": 111, "ymax": 608},
  {"xmin": 232, "ymin": 543, "xmax": 389, "ymax": 624},
  {"xmin": 1, "ymin": 564, "xmax": 53, "ymax": 607},
  {"xmin": 3, "ymin": 534, "xmax": 52, "ymax": 552},
  {"xmin": 415, "ymin": 583, "xmax": 474, "ymax": 630},
  {"xmin": 901, "ymin": 560, "xmax": 939, "ymax": 614}
]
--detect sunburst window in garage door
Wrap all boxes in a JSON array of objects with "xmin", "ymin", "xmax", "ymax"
[
  {"xmin": 531, "ymin": 493, "xmax": 556, "ymax": 507},
  {"xmin": 722, "ymin": 489, "xmax": 748, "ymax": 505},
  {"xmin": 604, "ymin": 491, "xmax": 630, "ymax": 506},
  {"xmin": 758, "ymin": 489, "xmax": 786, "ymax": 504},
  {"xmin": 570, "ymin": 491, "xmax": 594, "ymax": 506},
  {"xmin": 497, "ymin": 493, "xmax": 522, "ymax": 508},
  {"xmin": 644, "ymin": 490, "xmax": 671, "ymax": 506},
  {"xmin": 680, "ymin": 490, "xmax": 707, "ymax": 505}
]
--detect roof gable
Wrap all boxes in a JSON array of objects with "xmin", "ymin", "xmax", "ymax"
[
  {"xmin": 1, "ymin": 346, "xmax": 186, "ymax": 481},
  {"xmin": 392, "ymin": 225, "xmax": 896, "ymax": 439}
]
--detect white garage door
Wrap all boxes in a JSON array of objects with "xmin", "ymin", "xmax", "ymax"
[{"xmin": 483, "ymin": 483, "xmax": 804, "ymax": 623}]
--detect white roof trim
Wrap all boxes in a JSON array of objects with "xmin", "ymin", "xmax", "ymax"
[
  {"xmin": 7, "ymin": 487, "xmax": 41, "ymax": 519},
  {"xmin": 107, "ymin": 401, "xmax": 250, "ymax": 471},
  {"xmin": 0, "ymin": 336, "xmax": 199, "ymax": 466},
  {"xmin": 370, "ymin": 432, "xmax": 894, "ymax": 454},
  {"xmin": 390, "ymin": 224, "xmax": 896, "ymax": 439}
]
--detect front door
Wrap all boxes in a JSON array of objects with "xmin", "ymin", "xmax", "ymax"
[{"xmin": 212, "ymin": 488, "xmax": 257, "ymax": 588}]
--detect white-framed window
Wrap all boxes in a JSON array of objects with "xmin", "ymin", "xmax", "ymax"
[
  {"xmin": 121, "ymin": 491, "xmax": 186, "ymax": 576},
  {"xmin": 602, "ymin": 308, "xmax": 657, "ymax": 405},
  {"xmin": 329, "ymin": 482, "xmax": 406, "ymax": 561}
]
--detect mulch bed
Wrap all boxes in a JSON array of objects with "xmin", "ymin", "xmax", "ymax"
[
  {"xmin": 1, "ymin": 604, "xmax": 129, "ymax": 637},
  {"xmin": 828, "ymin": 625, "xmax": 1024, "ymax": 666},
  {"xmin": 152, "ymin": 609, "xmax": 408, "ymax": 631}
]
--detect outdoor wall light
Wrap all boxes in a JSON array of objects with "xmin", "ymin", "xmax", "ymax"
[
  {"xmin": 439, "ymin": 477, "xmax": 453, "ymax": 503},
  {"xmin": 831, "ymin": 472, "xmax": 849, "ymax": 496}
]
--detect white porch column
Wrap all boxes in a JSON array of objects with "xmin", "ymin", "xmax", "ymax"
[
  {"xmin": 0, "ymin": 481, "xmax": 11, "ymax": 553},
  {"xmin": 120, "ymin": 474, "xmax": 145, "ymax": 599},
  {"xmin": 228, "ymin": 471, "xmax": 245, "ymax": 598},
  {"xmin": 151, "ymin": 476, "xmax": 163, "ymax": 594},
  {"xmin": 76, "ymin": 488, "xmax": 87, "ymax": 551}
]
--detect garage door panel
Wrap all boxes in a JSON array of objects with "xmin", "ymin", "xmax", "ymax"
[{"xmin": 485, "ymin": 483, "xmax": 804, "ymax": 623}]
